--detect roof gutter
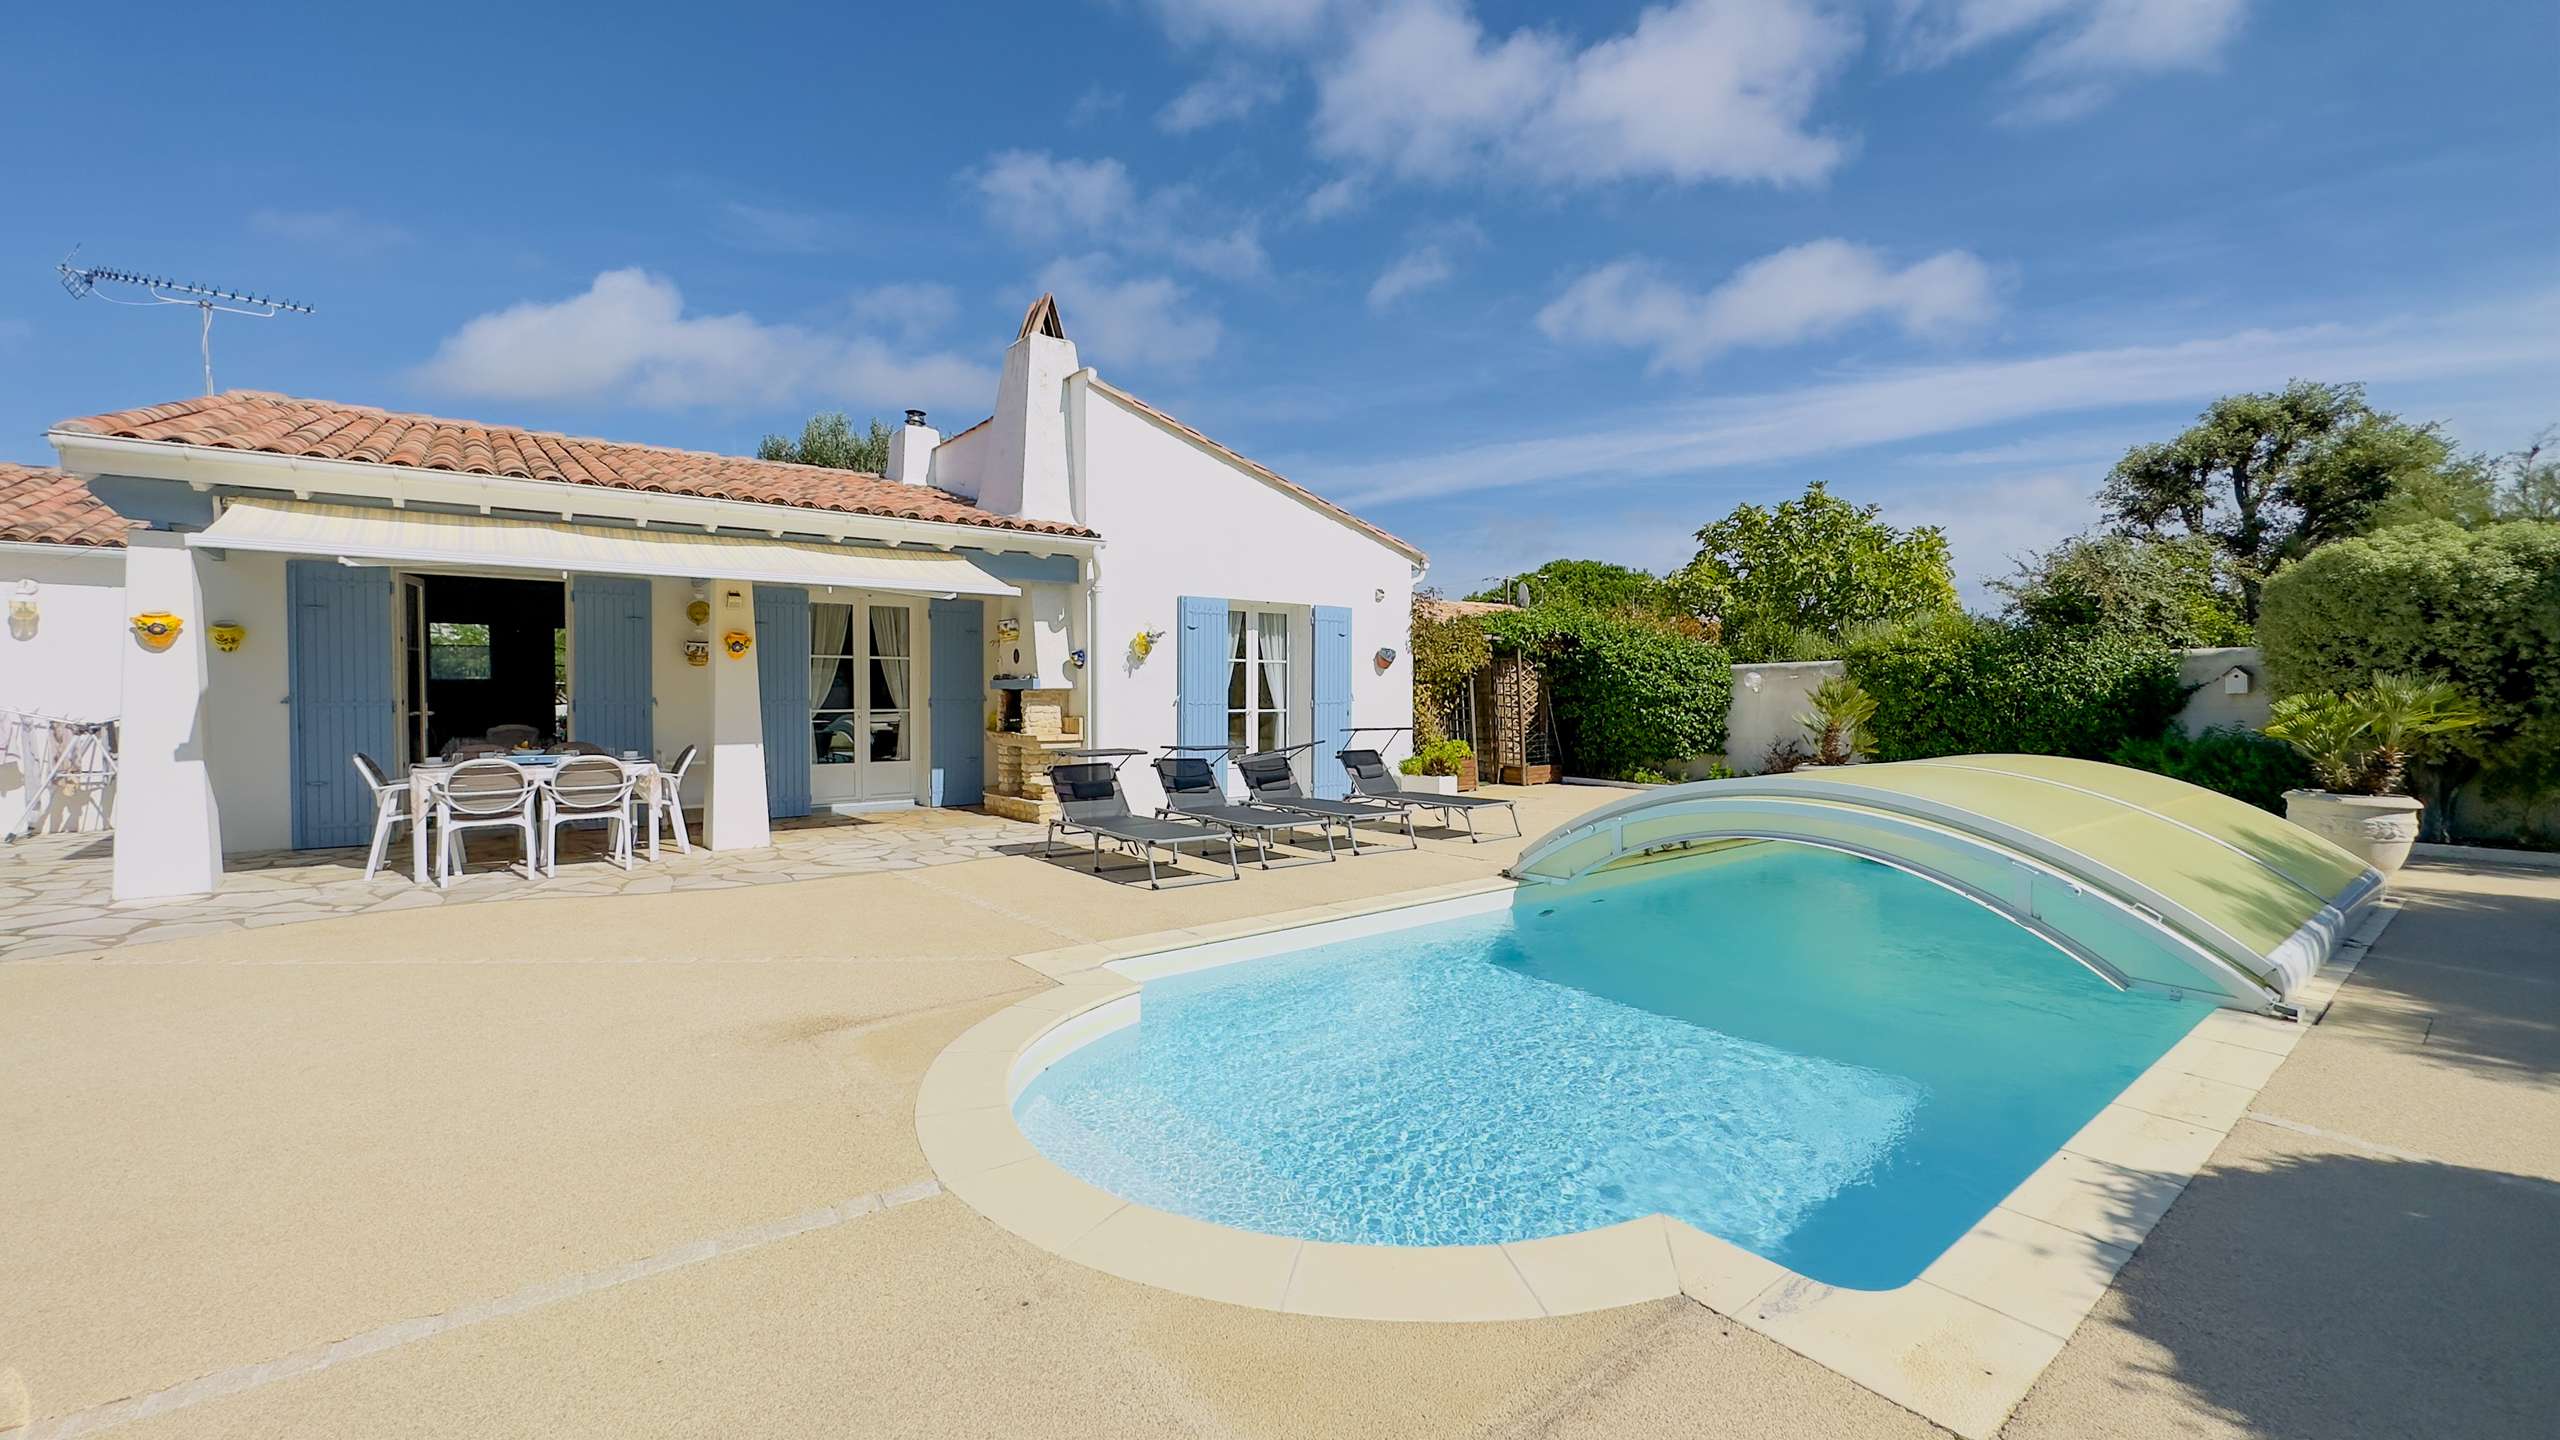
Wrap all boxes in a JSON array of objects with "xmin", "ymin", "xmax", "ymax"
[{"xmin": 48, "ymin": 432, "xmax": 1104, "ymax": 560}]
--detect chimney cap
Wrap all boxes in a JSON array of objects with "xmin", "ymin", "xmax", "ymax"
[{"xmin": 903, "ymin": 409, "xmax": 929, "ymax": 427}]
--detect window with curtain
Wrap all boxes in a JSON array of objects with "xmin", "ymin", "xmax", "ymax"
[
  {"xmin": 866, "ymin": 604, "xmax": 911, "ymax": 762},
  {"xmin": 1226, "ymin": 609, "xmax": 1290, "ymax": 755},
  {"xmin": 809, "ymin": 603, "xmax": 860, "ymax": 764}
]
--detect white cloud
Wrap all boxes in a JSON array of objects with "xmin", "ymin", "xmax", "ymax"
[
  {"xmin": 1316, "ymin": 289, "xmax": 2560, "ymax": 509},
  {"xmin": 1145, "ymin": 0, "xmax": 1336, "ymax": 46},
  {"xmin": 1303, "ymin": 175, "xmax": 1365, "ymax": 221},
  {"xmin": 249, "ymin": 208, "xmax": 411, "ymax": 252},
  {"xmin": 974, "ymin": 150, "xmax": 1268, "ymax": 280},
  {"xmin": 1367, "ymin": 245, "xmax": 1456, "ymax": 310},
  {"xmin": 1034, "ymin": 255, "xmax": 1221, "ymax": 370},
  {"xmin": 414, "ymin": 269, "xmax": 991, "ymax": 414},
  {"xmin": 1894, "ymin": 0, "xmax": 2248, "ymax": 120},
  {"xmin": 1538, "ymin": 241, "xmax": 1998, "ymax": 371},
  {"xmin": 1886, "ymin": 468, "xmax": 2100, "ymax": 605},
  {"xmin": 849, "ymin": 282, "xmax": 959, "ymax": 343},
  {"xmin": 1067, "ymin": 85, "xmax": 1124, "ymax": 126},
  {"xmin": 1311, "ymin": 0, "xmax": 1858, "ymax": 188},
  {"xmin": 1158, "ymin": 67, "xmax": 1287, "ymax": 133}
]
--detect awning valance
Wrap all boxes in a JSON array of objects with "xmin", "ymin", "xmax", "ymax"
[{"xmin": 188, "ymin": 499, "xmax": 1019, "ymax": 598}]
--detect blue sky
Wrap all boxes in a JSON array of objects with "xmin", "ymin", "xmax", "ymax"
[{"xmin": 3, "ymin": 0, "xmax": 2552, "ymax": 601}]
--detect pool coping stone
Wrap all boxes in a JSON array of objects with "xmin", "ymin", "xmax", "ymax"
[{"xmin": 920, "ymin": 886, "xmax": 2404, "ymax": 1439}]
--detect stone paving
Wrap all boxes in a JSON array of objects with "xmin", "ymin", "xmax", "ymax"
[{"xmin": 0, "ymin": 808, "xmax": 1044, "ymax": 962}]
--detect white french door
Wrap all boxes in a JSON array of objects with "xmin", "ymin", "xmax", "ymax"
[
  {"xmin": 397, "ymin": 574, "xmax": 430, "ymax": 766},
  {"xmin": 809, "ymin": 595, "xmax": 919, "ymax": 804}
]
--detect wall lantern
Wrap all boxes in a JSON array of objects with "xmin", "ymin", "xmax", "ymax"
[
  {"xmin": 722, "ymin": 630, "xmax": 754, "ymax": 659},
  {"xmin": 130, "ymin": 611, "xmax": 183, "ymax": 651},
  {"xmin": 1742, "ymin": 670, "xmax": 1764, "ymax": 694},
  {"xmin": 2221, "ymin": 666, "xmax": 2254, "ymax": 696},
  {"xmin": 210, "ymin": 623, "xmax": 247, "ymax": 653}
]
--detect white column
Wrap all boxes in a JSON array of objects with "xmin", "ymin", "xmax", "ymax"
[
  {"xmin": 111, "ymin": 533, "xmax": 225, "ymax": 900},
  {"xmin": 703, "ymin": 580, "xmax": 770, "ymax": 850}
]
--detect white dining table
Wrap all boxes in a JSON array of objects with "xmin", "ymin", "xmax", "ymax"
[{"xmin": 406, "ymin": 755, "xmax": 662, "ymax": 885}]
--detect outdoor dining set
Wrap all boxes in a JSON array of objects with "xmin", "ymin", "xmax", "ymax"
[{"xmin": 350, "ymin": 731, "xmax": 698, "ymax": 888}]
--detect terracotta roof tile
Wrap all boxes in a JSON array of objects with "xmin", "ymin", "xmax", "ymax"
[
  {"xmin": 0, "ymin": 464, "xmax": 136, "ymax": 548},
  {"xmin": 1087, "ymin": 379, "xmax": 1425, "ymax": 564},
  {"xmin": 52, "ymin": 392, "xmax": 1098, "ymax": 541}
]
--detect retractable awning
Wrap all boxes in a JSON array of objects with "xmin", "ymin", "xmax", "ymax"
[{"xmin": 188, "ymin": 498, "xmax": 1020, "ymax": 597}]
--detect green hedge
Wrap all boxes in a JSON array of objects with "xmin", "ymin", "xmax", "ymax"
[
  {"xmin": 1841, "ymin": 614, "xmax": 2188, "ymax": 761},
  {"xmin": 2259, "ymin": 520, "xmax": 2560, "ymax": 798},
  {"xmin": 2109, "ymin": 727, "xmax": 2310, "ymax": 813},
  {"xmin": 1480, "ymin": 607, "xmax": 1730, "ymax": 779}
]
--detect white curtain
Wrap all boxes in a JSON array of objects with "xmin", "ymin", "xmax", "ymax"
[
  {"xmin": 870, "ymin": 606, "xmax": 910, "ymax": 712},
  {"xmin": 811, "ymin": 603, "xmax": 856, "ymax": 711}
]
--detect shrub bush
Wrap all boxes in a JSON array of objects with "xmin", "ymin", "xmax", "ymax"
[
  {"xmin": 2258, "ymin": 520, "xmax": 2560, "ymax": 798},
  {"xmin": 2108, "ymin": 727, "xmax": 2310, "ymax": 812},
  {"xmin": 1480, "ymin": 606, "xmax": 1730, "ymax": 780},
  {"xmin": 1399, "ymin": 738, "xmax": 1474, "ymax": 777},
  {"xmin": 1842, "ymin": 613, "xmax": 2188, "ymax": 761}
]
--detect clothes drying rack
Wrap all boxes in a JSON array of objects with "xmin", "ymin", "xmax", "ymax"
[{"xmin": 2, "ymin": 709, "xmax": 119, "ymax": 844}]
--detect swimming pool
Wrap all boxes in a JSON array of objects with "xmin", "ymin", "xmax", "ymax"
[{"xmin": 1013, "ymin": 844, "xmax": 2209, "ymax": 1291}]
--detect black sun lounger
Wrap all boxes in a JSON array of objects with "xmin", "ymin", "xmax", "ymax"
[
  {"xmin": 1234, "ymin": 748, "xmax": 1415, "ymax": 852},
  {"xmin": 1335, "ymin": 748, "xmax": 1524, "ymax": 843},
  {"xmin": 1151, "ymin": 753, "xmax": 1349, "ymax": 865},
  {"xmin": 1044, "ymin": 761, "xmax": 1239, "ymax": 888}
]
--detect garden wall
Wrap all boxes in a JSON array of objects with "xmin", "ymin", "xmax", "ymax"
[
  {"xmin": 1714, "ymin": 660, "xmax": 1842, "ymax": 776},
  {"xmin": 2174, "ymin": 646, "xmax": 2271, "ymax": 737}
]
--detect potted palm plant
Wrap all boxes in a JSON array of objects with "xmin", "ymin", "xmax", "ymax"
[
  {"xmin": 1797, "ymin": 675, "xmax": 1878, "ymax": 767},
  {"xmin": 2263, "ymin": 671, "xmax": 2482, "ymax": 874}
]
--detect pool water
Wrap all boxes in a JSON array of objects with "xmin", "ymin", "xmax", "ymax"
[{"xmin": 1013, "ymin": 844, "xmax": 2206, "ymax": 1290}]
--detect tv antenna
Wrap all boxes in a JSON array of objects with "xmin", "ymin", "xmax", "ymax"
[{"xmin": 57, "ymin": 248, "xmax": 313, "ymax": 395}]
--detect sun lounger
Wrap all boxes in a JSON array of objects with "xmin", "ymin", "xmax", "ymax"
[
  {"xmin": 1044, "ymin": 761, "xmax": 1240, "ymax": 888},
  {"xmin": 1335, "ymin": 748, "xmax": 1523, "ymax": 843},
  {"xmin": 1151, "ymin": 754, "xmax": 1348, "ymax": 865},
  {"xmin": 1234, "ymin": 748, "xmax": 1414, "ymax": 852}
]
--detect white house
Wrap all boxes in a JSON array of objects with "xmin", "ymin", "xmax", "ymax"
[{"xmin": 0, "ymin": 295, "xmax": 1426, "ymax": 900}]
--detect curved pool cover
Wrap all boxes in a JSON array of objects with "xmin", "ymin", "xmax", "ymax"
[{"xmin": 1507, "ymin": 755, "xmax": 2383, "ymax": 1013}]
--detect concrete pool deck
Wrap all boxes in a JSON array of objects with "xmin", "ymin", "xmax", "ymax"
[{"xmin": 2, "ymin": 785, "xmax": 2554, "ymax": 1439}]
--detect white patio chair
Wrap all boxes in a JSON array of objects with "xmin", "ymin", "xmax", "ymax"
[
  {"xmin": 634, "ymin": 744, "xmax": 697, "ymax": 859},
  {"xmin": 541, "ymin": 755, "xmax": 635, "ymax": 875},
  {"xmin": 351, "ymin": 752, "xmax": 413, "ymax": 881},
  {"xmin": 434, "ymin": 758, "xmax": 538, "ymax": 887}
]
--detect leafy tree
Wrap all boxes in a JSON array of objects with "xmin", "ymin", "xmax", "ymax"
[
  {"xmin": 1671, "ymin": 481, "xmax": 1957, "ymax": 660},
  {"xmin": 1993, "ymin": 533, "xmax": 2250, "ymax": 648},
  {"xmin": 2099, "ymin": 380, "xmax": 2473, "ymax": 618},
  {"xmin": 1467, "ymin": 558, "xmax": 1669, "ymax": 614},
  {"xmin": 2494, "ymin": 427, "xmax": 2558, "ymax": 521},
  {"xmin": 757, "ymin": 412, "xmax": 893, "ymax": 472}
]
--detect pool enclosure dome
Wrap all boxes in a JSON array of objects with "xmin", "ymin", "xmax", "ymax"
[{"xmin": 1507, "ymin": 755, "xmax": 2384, "ymax": 1015}]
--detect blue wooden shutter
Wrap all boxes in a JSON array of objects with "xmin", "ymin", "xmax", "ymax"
[
  {"xmin": 569, "ymin": 575, "xmax": 653, "ymax": 756},
  {"xmin": 754, "ymin": 586, "xmax": 811, "ymax": 819},
  {"xmin": 927, "ymin": 598, "xmax": 985, "ymax": 806},
  {"xmin": 287, "ymin": 560, "xmax": 397, "ymax": 849},
  {"xmin": 1312, "ymin": 604, "xmax": 1353, "ymax": 799},
  {"xmin": 1175, "ymin": 595, "xmax": 1229, "ymax": 782}
]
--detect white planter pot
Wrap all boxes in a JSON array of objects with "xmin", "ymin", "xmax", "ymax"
[
  {"xmin": 1403, "ymin": 772, "xmax": 1460, "ymax": 796},
  {"xmin": 2283, "ymin": 789, "xmax": 2424, "ymax": 875}
]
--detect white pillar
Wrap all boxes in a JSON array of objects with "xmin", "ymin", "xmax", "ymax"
[
  {"xmin": 703, "ymin": 580, "xmax": 770, "ymax": 850},
  {"xmin": 111, "ymin": 533, "xmax": 225, "ymax": 900}
]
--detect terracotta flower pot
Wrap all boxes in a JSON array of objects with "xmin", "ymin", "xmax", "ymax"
[{"xmin": 2282, "ymin": 789, "xmax": 2424, "ymax": 874}]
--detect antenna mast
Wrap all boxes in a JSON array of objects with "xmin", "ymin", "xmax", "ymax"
[{"xmin": 57, "ymin": 249, "xmax": 314, "ymax": 395}]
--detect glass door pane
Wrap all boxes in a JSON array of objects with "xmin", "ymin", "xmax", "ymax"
[{"xmin": 865, "ymin": 604, "xmax": 911, "ymax": 764}]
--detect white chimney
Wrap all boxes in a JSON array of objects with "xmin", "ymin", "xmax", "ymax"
[
  {"xmin": 885, "ymin": 409, "xmax": 939, "ymax": 485},
  {"xmin": 979, "ymin": 294, "xmax": 1078, "ymax": 525}
]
